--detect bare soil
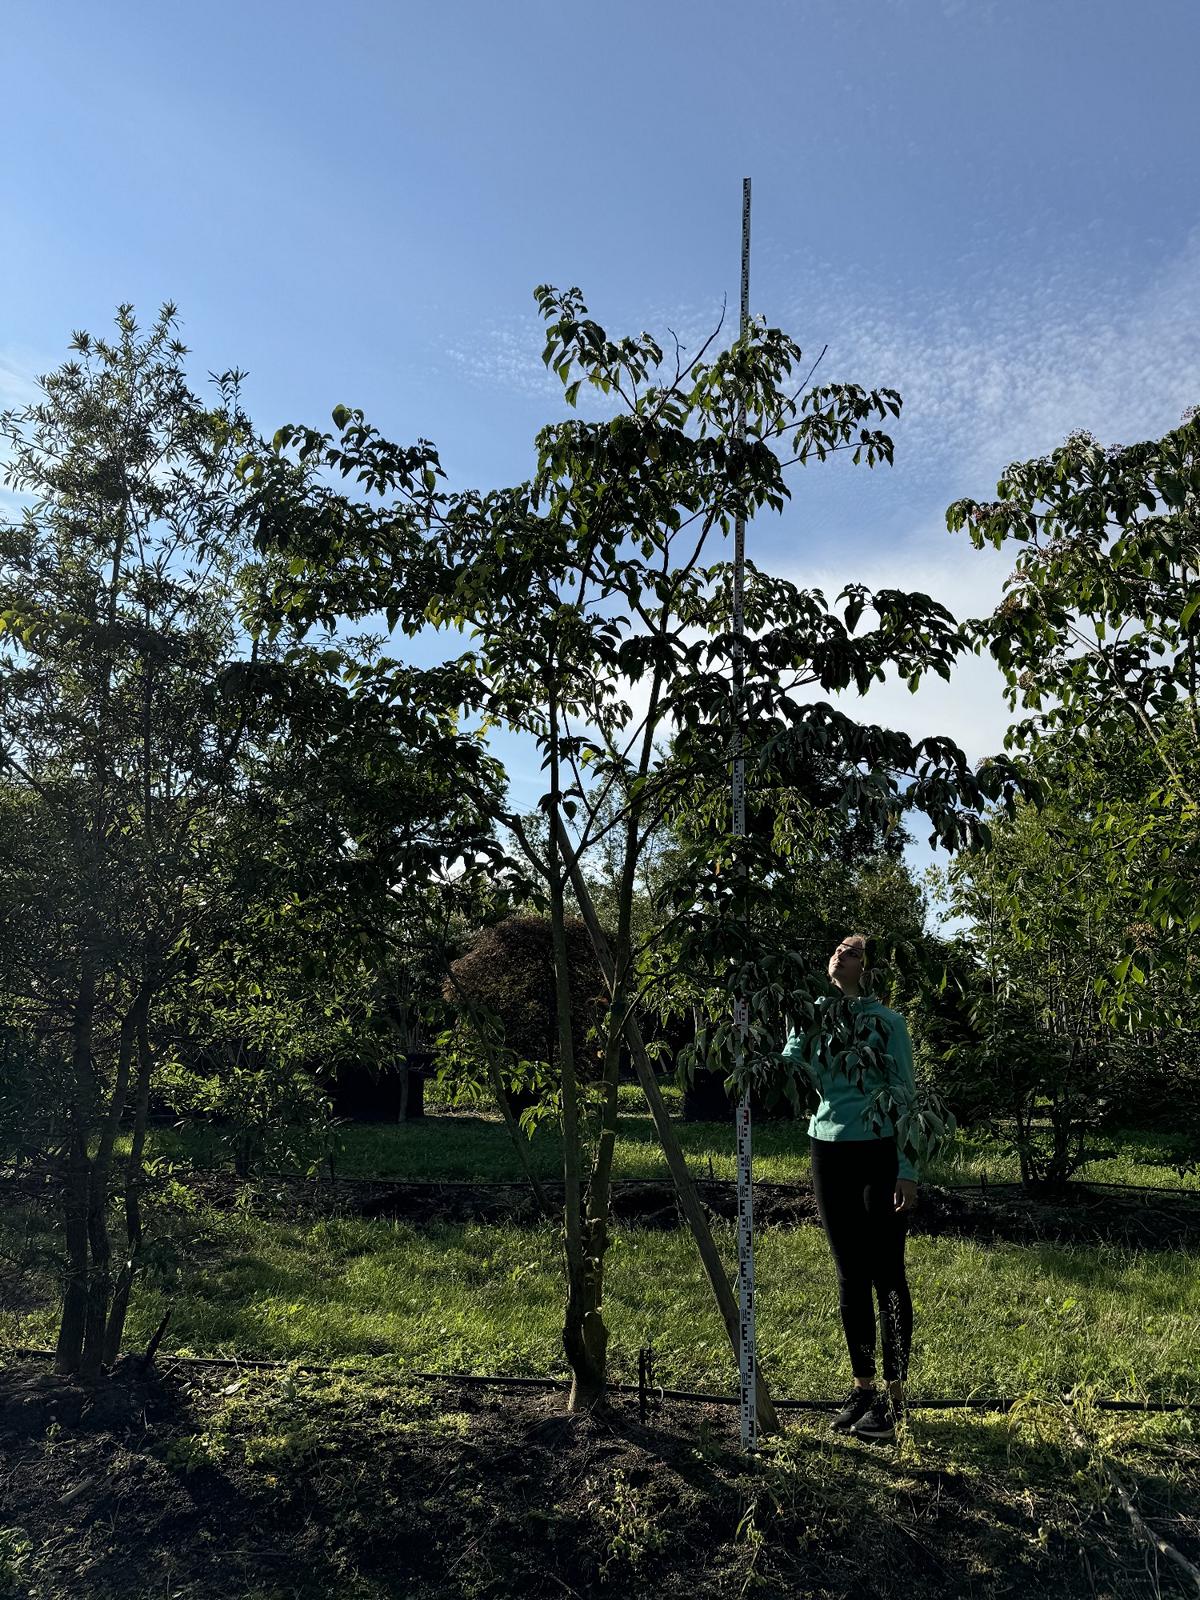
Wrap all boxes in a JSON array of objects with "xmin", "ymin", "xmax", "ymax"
[
  {"xmin": 0, "ymin": 1356, "xmax": 1196, "ymax": 1600},
  {"xmin": 169, "ymin": 1171, "xmax": 1200, "ymax": 1251}
]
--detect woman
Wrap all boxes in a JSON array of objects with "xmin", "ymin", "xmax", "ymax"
[{"xmin": 781, "ymin": 933, "xmax": 918, "ymax": 1443}]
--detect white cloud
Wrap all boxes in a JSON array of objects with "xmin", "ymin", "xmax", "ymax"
[
  {"xmin": 442, "ymin": 230, "xmax": 1200, "ymax": 491},
  {"xmin": 771, "ymin": 526, "xmax": 1016, "ymax": 764},
  {"xmin": 443, "ymin": 315, "xmax": 566, "ymax": 402},
  {"xmin": 441, "ymin": 298, "xmax": 736, "ymax": 412},
  {"xmin": 0, "ymin": 354, "xmax": 41, "ymax": 411},
  {"xmin": 778, "ymin": 228, "xmax": 1200, "ymax": 491}
]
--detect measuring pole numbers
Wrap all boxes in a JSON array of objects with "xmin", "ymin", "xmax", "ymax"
[{"xmin": 731, "ymin": 176, "xmax": 758, "ymax": 1450}]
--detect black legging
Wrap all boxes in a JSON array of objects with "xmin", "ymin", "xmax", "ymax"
[{"xmin": 810, "ymin": 1135, "xmax": 913, "ymax": 1384}]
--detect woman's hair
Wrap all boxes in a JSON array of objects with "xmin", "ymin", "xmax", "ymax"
[{"xmin": 828, "ymin": 932, "xmax": 875, "ymax": 985}]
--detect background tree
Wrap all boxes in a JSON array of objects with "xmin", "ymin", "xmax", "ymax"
[
  {"xmin": 948, "ymin": 412, "xmax": 1200, "ymax": 1021},
  {"xmin": 0, "ymin": 308, "xmax": 270, "ymax": 1376},
  {"xmin": 929, "ymin": 721, "xmax": 1200, "ymax": 1186},
  {"xmin": 0, "ymin": 308, "xmax": 503, "ymax": 1377},
  {"xmin": 444, "ymin": 914, "xmax": 609, "ymax": 1115}
]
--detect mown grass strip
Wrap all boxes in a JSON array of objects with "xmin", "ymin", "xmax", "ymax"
[
  {"xmin": 133, "ymin": 1111, "xmax": 1200, "ymax": 1192},
  {"xmin": 6, "ymin": 1207, "xmax": 1195, "ymax": 1406}
]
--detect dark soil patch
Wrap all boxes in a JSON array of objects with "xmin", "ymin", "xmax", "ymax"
[
  {"xmin": 7, "ymin": 1155, "xmax": 1200, "ymax": 1250},
  {"xmin": 0, "ymin": 1356, "xmax": 1195, "ymax": 1600},
  {"xmin": 168, "ymin": 1171, "xmax": 1200, "ymax": 1251}
]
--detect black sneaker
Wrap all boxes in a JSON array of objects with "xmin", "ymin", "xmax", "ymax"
[
  {"xmin": 850, "ymin": 1391, "xmax": 899, "ymax": 1442},
  {"xmin": 830, "ymin": 1385, "xmax": 877, "ymax": 1433}
]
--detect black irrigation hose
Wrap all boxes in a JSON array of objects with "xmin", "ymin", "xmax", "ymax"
[
  {"xmin": 3, "ymin": 1168, "xmax": 1198, "ymax": 1199},
  {"xmin": 246, "ymin": 1172, "xmax": 1200, "ymax": 1199},
  {"xmin": 232, "ymin": 1173, "xmax": 1200, "ymax": 1201},
  {"xmin": 9, "ymin": 1346, "xmax": 1198, "ymax": 1413}
]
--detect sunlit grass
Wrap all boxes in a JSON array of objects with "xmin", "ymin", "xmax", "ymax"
[
  {"xmin": 131, "ymin": 1101, "xmax": 1199, "ymax": 1191},
  {"xmin": 7, "ymin": 1205, "xmax": 1195, "ymax": 1406}
]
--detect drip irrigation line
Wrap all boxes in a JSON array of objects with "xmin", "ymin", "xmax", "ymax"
[
  {"xmin": 1057, "ymin": 1178, "xmax": 1200, "ymax": 1196},
  {"xmin": 9, "ymin": 1346, "xmax": 1197, "ymax": 1413},
  {"xmin": 256, "ymin": 1172, "xmax": 1199, "ymax": 1199},
  {"xmin": 7, "ymin": 1166, "xmax": 1194, "ymax": 1198}
]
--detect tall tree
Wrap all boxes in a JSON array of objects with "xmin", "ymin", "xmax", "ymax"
[
  {"xmin": 0, "ymin": 308, "xmax": 268, "ymax": 1375},
  {"xmin": 246, "ymin": 286, "xmax": 1031, "ymax": 1418},
  {"xmin": 0, "ymin": 308, "xmax": 501, "ymax": 1375}
]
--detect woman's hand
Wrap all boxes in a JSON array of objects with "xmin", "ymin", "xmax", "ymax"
[{"xmin": 894, "ymin": 1179, "xmax": 919, "ymax": 1214}]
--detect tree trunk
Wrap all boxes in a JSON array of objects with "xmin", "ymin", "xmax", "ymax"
[
  {"xmin": 487, "ymin": 1056, "xmax": 555, "ymax": 1219},
  {"xmin": 56, "ymin": 959, "xmax": 98, "ymax": 1376},
  {"xmin": 571, "ymin": 784, "xmax": 641, "ymax": 1412},
  {"xmin": 568, "ymin": 1019, "xmax": 624, "ymax": 1411},
  {"xmin": 559, "ymin": 825, "xmax": 779, "ymax": 1435},
  {"xmin": 547, "ymin": 694, "xmax": 607, "ymax": 1413},
  {"xmin": 104, "ymin": 1004, "xmax": 155, "ymax": 1365},
  {"xmin": 56, "ymin": 1117, "xmax": 91, "ymax": 1377},
  {"xmin": 80, "ymin": 1004, "xmax": 140, "ymax": 1378},
  {"xmin": 234, "ymin": 1133, "xmax": 254, "ymax": 1180}
]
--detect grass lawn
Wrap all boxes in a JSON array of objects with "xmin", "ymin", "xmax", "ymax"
[
  {"xmin": 5, "ymin": 1201, "xmax": 1196, "ymax": 1407},
  {"xmin": 6, "ymin": 1096, "xmax": 1198, "ymax": 1599},
  {"xmin": 135, "ymin": 1090, "xmax": 1200, "ymax": 1191}
]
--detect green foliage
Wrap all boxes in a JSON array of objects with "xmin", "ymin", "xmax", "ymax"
[
  {"xmin": 0, "ymin": 1527, "xmax": 32, "ymax": 1597},
  {"xmin": 0, "ymin": 304, "xmax": 261, "ymax": 1082},
  {"xmin": 0, "ymin": 306, "xmax": 505, "ymax": 1369},
  {"xmin": 442, "ymin": 914, "xmax": 609, "ymax": 1115},
  {"xmin": 586, "ymin": 1467, "xmax": 669, "ymax": 1579},
  {"xmin": 0, "ymin": 305, "xmax": 291, "ymax": 1368},
  {"xmin": 948, "ymin": 412, "xmax": 1200, "ymax": 1017},
  {"xmin": 936, "ymin": 721, "xmax": 1200, "ymax": 1182}
]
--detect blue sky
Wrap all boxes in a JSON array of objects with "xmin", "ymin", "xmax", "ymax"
[{"xmin": 4, "ymin": 0, "xmax": 1199, "ymax": 910}]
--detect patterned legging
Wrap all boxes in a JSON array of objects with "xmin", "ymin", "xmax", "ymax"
[{"xmin": 810, "ymin": 1135, "xmax": 913, "ymax": 1383}]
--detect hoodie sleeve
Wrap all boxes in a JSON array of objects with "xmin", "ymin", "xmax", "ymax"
[
  {"xmin": 886, "ymin": 1014, "xmax": 919, "ymax": 1183},
  {"xmin": 780, "ymin": 1029, "xmax": 807, "ymax": 1068},
  {"xmin": 780, "ymin": 1027, "xmax": 821, "ymax": 1105}
]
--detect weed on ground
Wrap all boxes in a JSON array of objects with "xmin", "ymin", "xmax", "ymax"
[{"xmin": 0, "ymin": 1358, "xmax": 1195, "ymax": 1600}]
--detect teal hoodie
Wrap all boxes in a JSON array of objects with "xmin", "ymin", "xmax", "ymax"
[{"xmin": 780, "ymin": 996, "xmax": 919, "ymax": 1183}]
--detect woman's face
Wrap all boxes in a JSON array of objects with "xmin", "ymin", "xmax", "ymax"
[{"xmin": 828, "ymin": 938, "xmax": 867, "ymax": 986}]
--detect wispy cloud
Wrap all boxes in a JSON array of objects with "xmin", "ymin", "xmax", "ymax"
[
  {"xmin": 442, "ymin": 229, "xmax": 1200, "ymax": 513},
  {"xmin": 440, "ymin": 298, "xmax": 735, "ymax": 412},
  {"xmin": 0, "ymin": 351, "xmax": 43, "ymax": 411},
  {"xmin": 779, "ymin": 228, "xmax": 1200, "ymax": 491},
  {"xmin": 746, "ymin": 227, "xmax": 1200, "ymax": 848},
  {"xmin": 772, "ymin": 532, "xmax": 1016, "ymax": 765},
  {"xmin": 442, "ymin": 314, "xmax": 565, "ymax": 402}
]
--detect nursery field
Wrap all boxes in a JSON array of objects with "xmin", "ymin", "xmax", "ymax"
[
  {"xmin": 8, "ymin": 13, "xmax": 1200, "ymax": 1597},
  {"xmin": 2, "ymin": 1103, "xmax": 1198, "ymax": 1600}
]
